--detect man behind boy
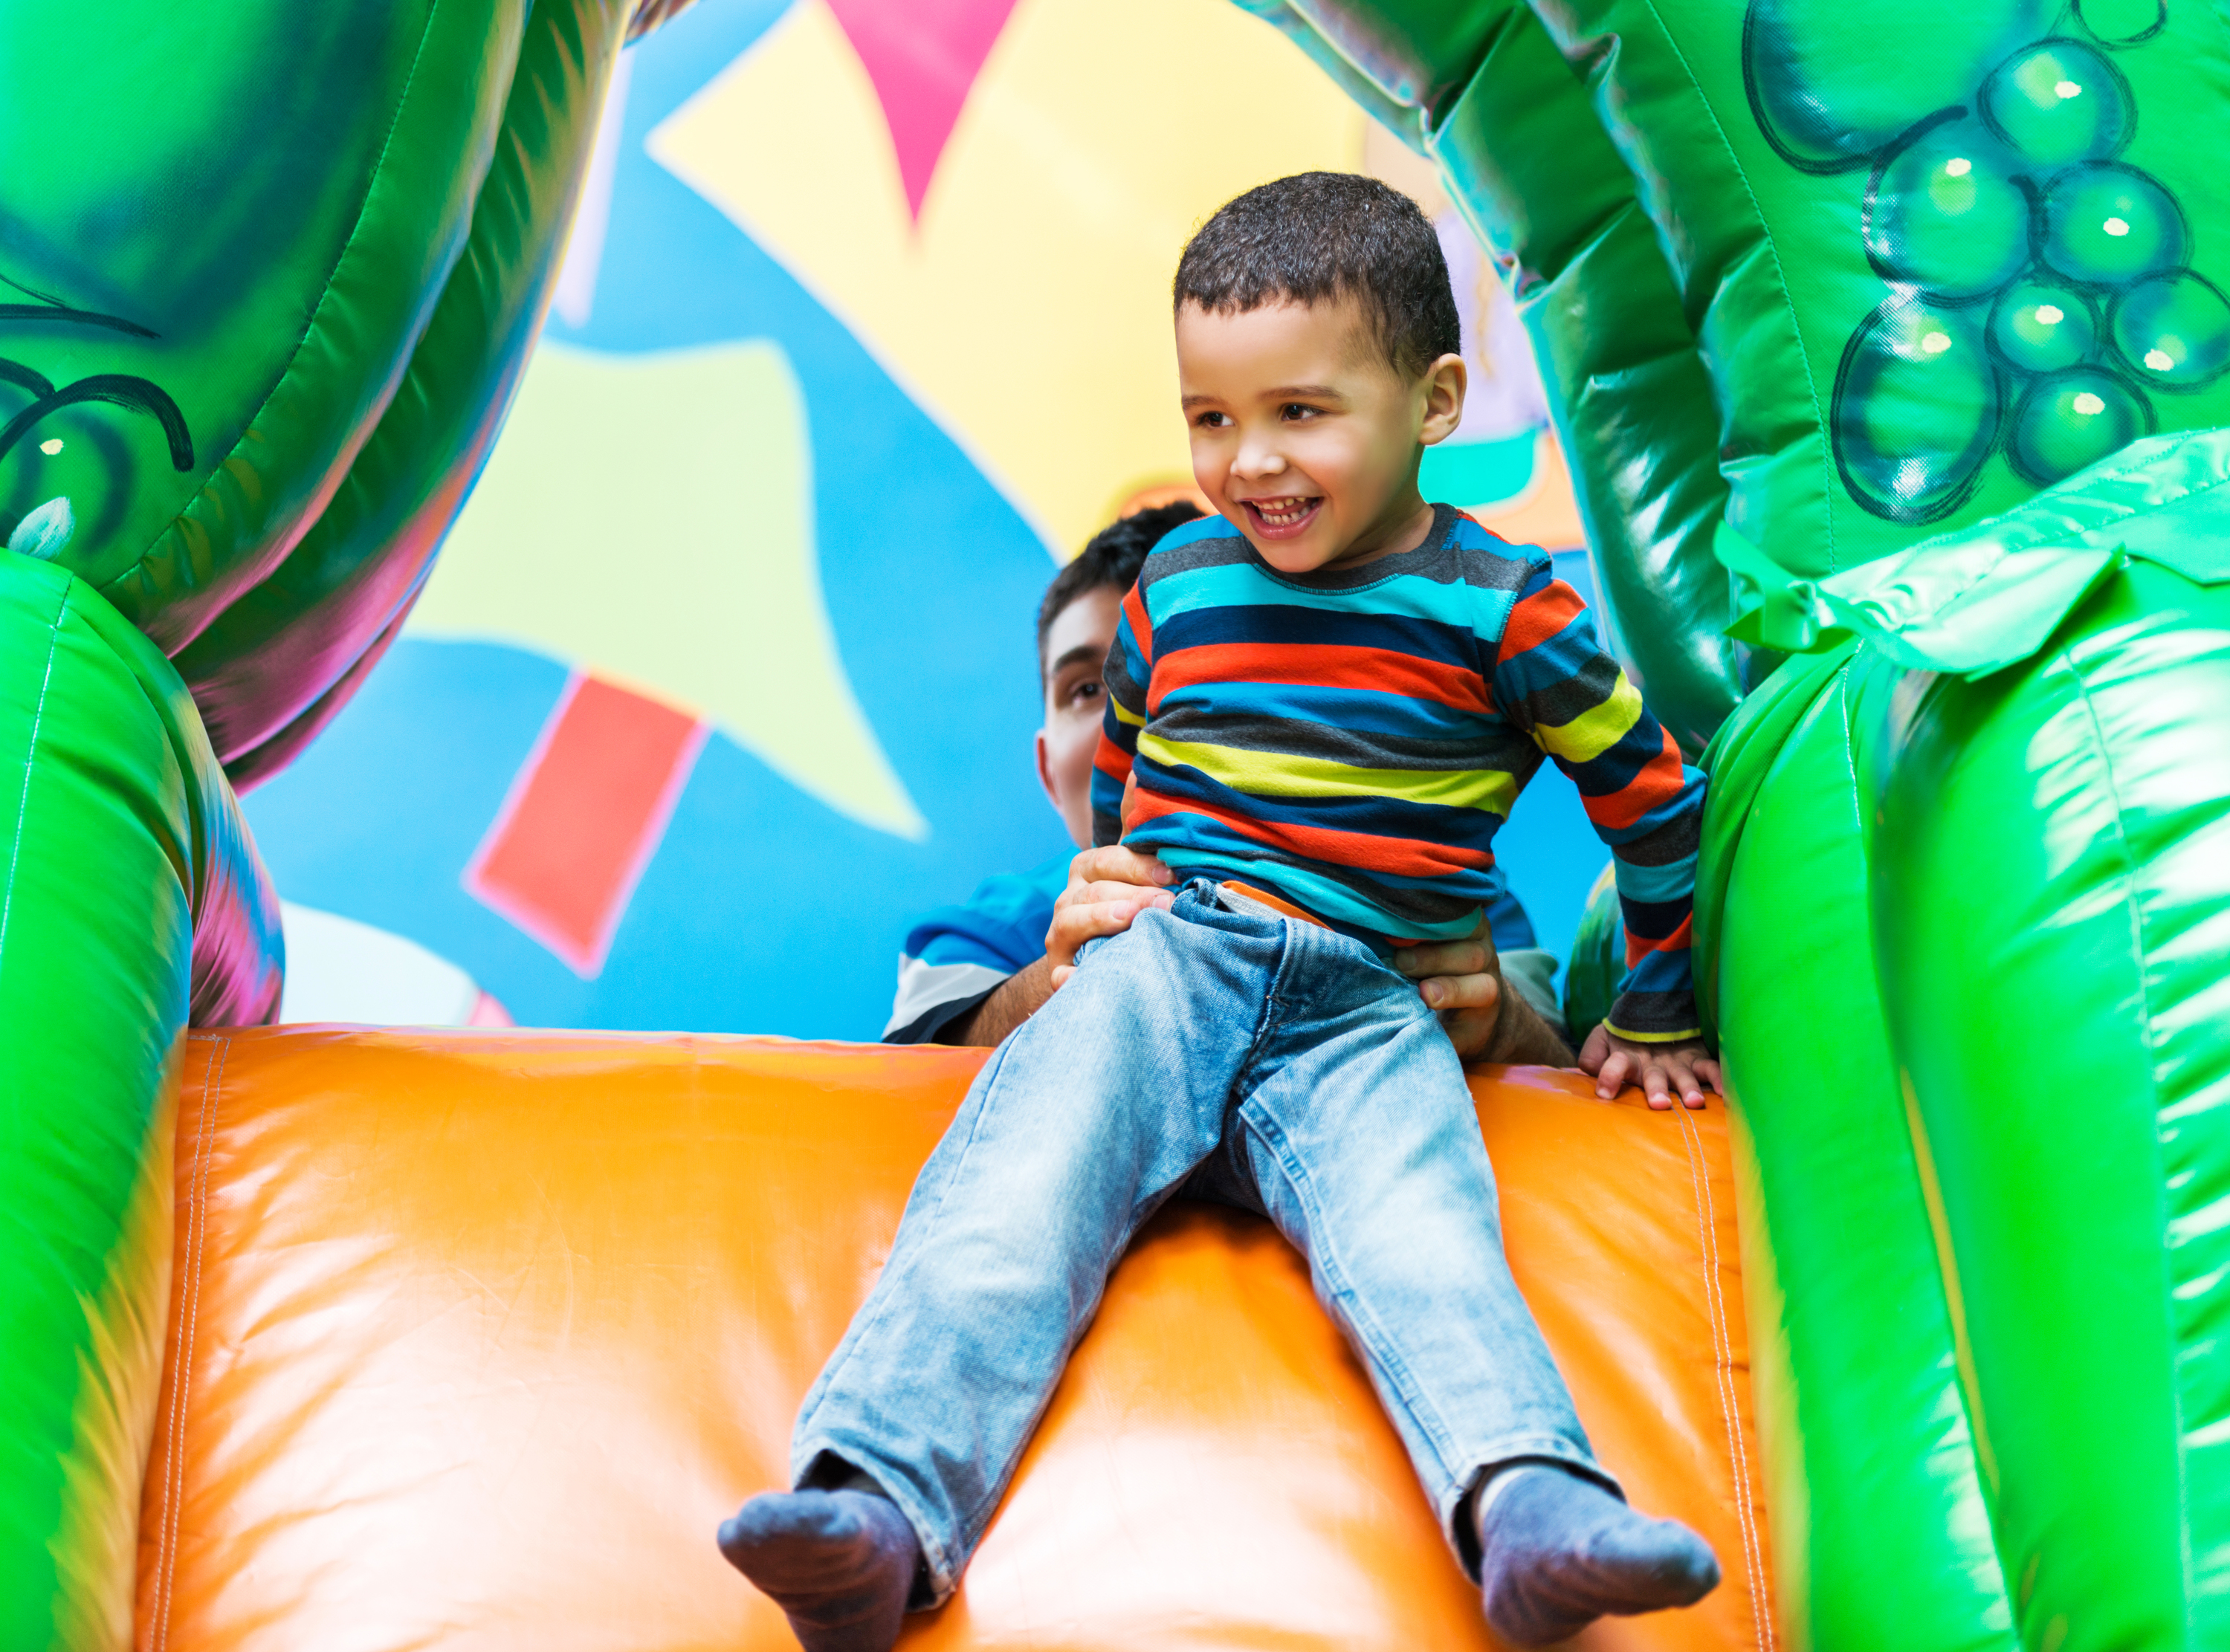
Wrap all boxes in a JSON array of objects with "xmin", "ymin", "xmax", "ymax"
[{"xmin": 721, "ymin": 172, "xmax": 1722, "ymax": 1649}]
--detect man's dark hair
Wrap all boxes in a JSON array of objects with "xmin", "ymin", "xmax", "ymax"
[
  {"xmin": 1037, "ymin": 499, "xmax": 1203, "ymax": 678},
  {"xmin": 1173, "ymin": 172, "xmax": 1461, "ymax": 380}
]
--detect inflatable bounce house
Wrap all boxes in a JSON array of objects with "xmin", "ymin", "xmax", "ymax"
[{"xmin": 3, "ymin": 0, "xmax": 2226, "ymax": 1647}]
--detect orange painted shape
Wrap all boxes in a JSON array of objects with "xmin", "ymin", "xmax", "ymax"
[
  {"xmin": 463, "ymin": 674, "xmax": 708, "ymax": 976},
  {"xmin": 138, "ymin": 1031, "xmax": 1774, "ymax": 1652}
]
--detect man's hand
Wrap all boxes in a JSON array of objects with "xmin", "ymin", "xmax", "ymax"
[
  {"xmin": 1392, "ymin": 913, "xmax": 1572, "ymax": 1067},
  {"xmin": 1577, "ymin": 1026, "xmax": 1722, "ymax": 1111},
  {"xmin": 1046, "ymin": 845, "xmax": 1174, "ymax": 988}
]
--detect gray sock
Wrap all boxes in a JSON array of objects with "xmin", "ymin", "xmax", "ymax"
[
  {"xmin": 717, "ymin": 1486, "xmax": 920, "ymax": 1652},
  {"xmin": 1473, "ymin": 1464, "xmax": 1721, "ymax": 1646}
]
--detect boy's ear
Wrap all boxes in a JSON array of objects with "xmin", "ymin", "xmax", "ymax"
[{"xmin": 1418, "ymin": 352, "xmax": 1468, "ymax": 447}]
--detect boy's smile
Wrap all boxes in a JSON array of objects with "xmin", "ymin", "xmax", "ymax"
[{"xmin": 1176, "ymin": 295, "xmax": 1466, "ymax": 576}]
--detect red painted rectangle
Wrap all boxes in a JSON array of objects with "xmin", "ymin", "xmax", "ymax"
[{"xmin": 465, "ymin": 673, "xmax": 707, "ymax": 978}]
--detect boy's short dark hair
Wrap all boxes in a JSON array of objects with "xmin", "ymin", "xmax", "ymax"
[
  {"xmin": 1037, "ymin": 500, "xmax": 1203, "ymax": 679},
  {"xmin": 1173, "ymin": 172, "xmax": 1461, "ymax": 380}
]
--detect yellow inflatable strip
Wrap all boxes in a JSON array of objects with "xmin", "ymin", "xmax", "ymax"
[
  {"xmin": 1531, "ymin": 676, "xmax": 1643, "ymax": 765},
  {"xmin": 1140, "ymin": 734, "xmax": 1518, "ymax": 817}
]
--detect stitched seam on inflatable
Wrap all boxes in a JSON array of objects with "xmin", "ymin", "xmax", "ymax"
[
  {"xmin": 1678, "ymin": 1104, "xmax": 1771, "ymax": 1651},
  {"xmin": 154, "ymin": 1034, "xmax": 227, "ymax": 1652},
  {"xmin": 100, "ymin": 0, "xmax": 451, "ymax": 638},
  {"xmin": 0, "ymin": 583, "xmax": 65, "ymax": 965},
  {"xmin": 1630, "ymin": 0, "xmax": 1835, "ymax": 574}
]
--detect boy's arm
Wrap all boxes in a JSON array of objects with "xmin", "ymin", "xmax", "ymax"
[
  {"xmin": 1490, "ymin": 560, "xmax": 1715, "ymax": 1105},
  {"xmin": 1089, "ymin": 583, "xmax": 1152, "ymax": 849}
]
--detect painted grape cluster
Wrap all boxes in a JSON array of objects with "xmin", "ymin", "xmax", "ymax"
[{"xmin": 1747, "ymin": 4, "xmax": 2230, "ymax": 523}]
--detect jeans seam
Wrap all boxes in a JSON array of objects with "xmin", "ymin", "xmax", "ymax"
[
  {"xmin": 791, "ymin": 1034, "xmax": 1021, "ymax": 1510},
  {"xmin": 1241, "ymin": 1104, "xmax": 1466, "ymax": 1490},
  {"xmin": 943, "ymin": 1170, "xmax": 1195, "ymax": 1564}
]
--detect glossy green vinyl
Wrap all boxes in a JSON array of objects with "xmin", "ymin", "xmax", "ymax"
[
  {"xmin": 0, "ymin": 0, "xmax": 633, "ymax": 780},
  {"xmin": 0, "ymin": 551, "xmax": 278, "ymax": 1650},
  {"xmin": 1701, "ymin": 644, "xmax": 2012, "ymax": 1650},
  {"xmin": 1520, "ymin": 0, "xmax": 2230, "ymax": 577},
  {"xmin": 172, "ymin": 0, "xmax": 632, "ymax": 780},
  {"xmin": 1871, "ymin": 552, "xmax": 2230, "ymax": 1648}
]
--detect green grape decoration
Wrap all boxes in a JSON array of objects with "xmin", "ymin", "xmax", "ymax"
[{"xmin": 1748, "ymin": 1, "xmax": 2225, "ymax": 521}]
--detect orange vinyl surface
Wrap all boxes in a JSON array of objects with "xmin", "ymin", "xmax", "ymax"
[{"xmin": 135, "ymin": 1030, "xmax": 1774, "ymax": 1652}]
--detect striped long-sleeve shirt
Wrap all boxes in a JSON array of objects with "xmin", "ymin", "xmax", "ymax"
[{"xmin": 1090, "ymin": 506, "xmax": 1705, "ymax": 1042}]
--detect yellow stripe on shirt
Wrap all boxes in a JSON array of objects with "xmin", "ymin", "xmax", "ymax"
[
  {"xmin": 1138, "ymin": 733, "xmax": 1520, "ymax": 817},
  {"xmin": 1531, "ymin": 674, "xmax": 1643, "ymax": 765}
]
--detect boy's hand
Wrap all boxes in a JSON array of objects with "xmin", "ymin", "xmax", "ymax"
[
  {"xmin": 1045, "ymin": 845, "xmax": 1174, "ymax": 988},
  {"xmin": 1577, "ymin": 1025, "xmax": 1722, "ymax": 1111}
]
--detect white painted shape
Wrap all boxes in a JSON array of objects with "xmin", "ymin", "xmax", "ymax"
[
  {"xmin": 552, "ymin": 49, "xmax": 634, "ymax": 329},
  {"xmin": 278, "ymin": 901, "xmax": 483, "ymax": 1026}
]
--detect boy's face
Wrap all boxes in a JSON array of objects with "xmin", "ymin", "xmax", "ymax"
[{"xmin": 1177, "ymin": 296, "xmax": 1464, "ymax": 575}]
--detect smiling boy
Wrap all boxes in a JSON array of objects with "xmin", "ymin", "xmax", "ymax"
[{"xmin": 720, "ymin": 173, "xmax": 1721, "ymax": 1649}]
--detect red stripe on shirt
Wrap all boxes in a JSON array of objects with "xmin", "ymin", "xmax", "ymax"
[
  {"xmin": 1578, "ymin": 732, "xmax": 1690, "ymax": 832},
  {"xmin": 1150, "ymin": 641, "xmax": 1493, "ymax": 718},
  {"xmin": 1497, "ymin": 580, "xmax": 1591, "ymax": 665},
  {"xmin": 1094, "ymin": 731, "xmax": 1134, "ymax": 785},
  {"xmin": 1123, "ymin": 582, "xmax": 1154, "ymax": 664},
  {"xmin": 1626, "ymin": 912, "xmax": 1694, "ymax": 968},
  {"xmin": 1125, "ymin": 788, "xmax": 1493, "ymax": 880}
]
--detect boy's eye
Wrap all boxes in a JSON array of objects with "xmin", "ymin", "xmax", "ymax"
[
  {"xmin": 1281, "ymin": 403, "xmax": 1319, "ymax": 421},
  {"xmin": 1067, "ymin": 679, "xmax": 1103, "ymax": 708},
  {"xmin": 1194, "ymin": 410, "xmax": 1232, "ymax": 429}
]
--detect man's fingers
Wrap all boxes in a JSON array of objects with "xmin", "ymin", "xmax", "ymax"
[
  {"xmin": 1392, "ymin": 939, "xmax": 1488, "ymax": 981},
  {"xmin": 1059, "ymin": 880, "xmax": 1176, "ymax": 913},
  {"xmin": 1064, "ymin": 844, "xmax": 1172, "ymax": 895},
  {"xmin": 1049, "ymin": 964, "xmax": 1074, "ymax": 990},
  {"xmin": 1044, "ymin": 893, "xmax": 1165, "ymax": 968},
  {"xmin": 1439, "ymin": 1006, "xmax": 1496, "ymax": 1063},
  {"xmin": 1418, "ymin": 971, "xmax": 1500, "ymax": 1012},
  {"xmin": 1051, "ymin": 896, "xmax": 1153, "ymax": 945}
]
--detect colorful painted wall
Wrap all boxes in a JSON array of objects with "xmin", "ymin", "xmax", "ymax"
[{"xmin": 245, "ymin": 0, "xmax": 1606, "ymax": 1037}]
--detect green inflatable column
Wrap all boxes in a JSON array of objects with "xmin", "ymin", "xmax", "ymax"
[
  {"xmin": 1701, "ymin": 646, "xmax": 2013, "ymax": 1648},
  {"xmin": 1866, "ymin": 463, "xmax": 2230, "ymax": 1648},
  {"xmin": 0, "ymin": 554, "xmax": 279, "ymax": 1651}
]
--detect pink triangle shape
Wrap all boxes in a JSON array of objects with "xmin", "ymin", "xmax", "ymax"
[{"xmin": 825, "ymin": 0, "xmax": 1022, "ymax": 221}]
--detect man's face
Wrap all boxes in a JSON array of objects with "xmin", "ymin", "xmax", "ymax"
[
  {"xmin": 1177, "ymin": 295, "xmax": 1463, "ymax": 576},
  {"xmin": 1035, "ymin": 583, "xmax": 1124, "ymax": 848}
]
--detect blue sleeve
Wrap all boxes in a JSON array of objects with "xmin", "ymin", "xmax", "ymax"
[{"xmin": 881, "ymin": 854, "xmax": 1068, "ymax": 1043}]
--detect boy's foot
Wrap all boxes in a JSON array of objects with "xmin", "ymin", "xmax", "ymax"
[
  {"xmin": 1474, "ymin": 1465, "xmax": 1720, "ymax": 1647},
  {"xmin": 717, "ymin": 1488, "xmax": 920, "ymax": 1652}
]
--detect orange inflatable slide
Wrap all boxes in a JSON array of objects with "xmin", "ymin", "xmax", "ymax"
[{"xmin": 136, "ymin": 1031, "xmax": 1773, "ymax": 1651}]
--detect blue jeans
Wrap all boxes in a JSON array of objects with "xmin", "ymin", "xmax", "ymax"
[{"xmin": 793, "ymin": 881, "xmax": 1607, "ymax": 1604}]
